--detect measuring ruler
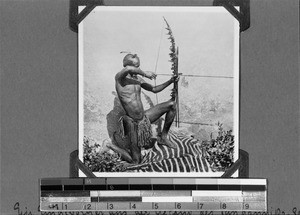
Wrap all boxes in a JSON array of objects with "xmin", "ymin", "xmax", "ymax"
[{"xmin": 40, "ymin": 178, "xmax": 267, "ymax": 212}]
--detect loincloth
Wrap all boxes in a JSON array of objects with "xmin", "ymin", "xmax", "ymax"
[{"xmin": 118, "ymin": 115, "xmax": 153, "ymax": 148}]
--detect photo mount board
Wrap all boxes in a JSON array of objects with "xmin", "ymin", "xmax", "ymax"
[{"xmin": 77, "ymin": 5, "xmax": 241, "ymax": 177}]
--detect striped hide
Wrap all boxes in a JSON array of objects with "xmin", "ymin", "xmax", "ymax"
[{"xmin": 124, "ymin": 130, "xmax": 213, "ymax": 172}]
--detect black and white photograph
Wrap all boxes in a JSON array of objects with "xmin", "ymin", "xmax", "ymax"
[{"xmin": 78, "ymin": 6, "xmax": 239, "ymax": 176}]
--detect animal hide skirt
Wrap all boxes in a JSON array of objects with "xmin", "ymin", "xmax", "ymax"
[{"xmin": 118, "ymin": 115, "xmax": 153, "ymax": 148}]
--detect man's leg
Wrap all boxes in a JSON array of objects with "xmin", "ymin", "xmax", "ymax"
[
  {"xmin": 122, "ymin": 118, "xmax": 142, "ymax": 164},
  {"xmin": 145, "ymin": 100, "xmax": 177, "ymax": 148},
  {"xmin": 103, "ymin": 138, "xmax": 133, "ymax": 163},
  {"xmin": 128, "ymin": 129, "xmax": 142, "ymax": 164}
]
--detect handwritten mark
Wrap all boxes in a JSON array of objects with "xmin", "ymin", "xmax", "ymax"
[
  {"xmin": 293, "ymin": 207, "xmax": 300, "ymax": 215},
  {"xmin": 13, "ymin": 202, "xmax": 33, "ymax": 215}
]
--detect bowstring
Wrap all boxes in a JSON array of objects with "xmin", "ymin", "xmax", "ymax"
[{"xmin": 153, "ymin": 20, "xmax": 164, "ymax": 105}]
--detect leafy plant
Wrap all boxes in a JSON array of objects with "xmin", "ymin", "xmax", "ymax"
[
  {"xmin": 83, "ymin": 136, "xmax": 124, "ymax": 172},
  {"xmin": 202, "ymin": 122, "xmax": 234, "ymax": 172}
]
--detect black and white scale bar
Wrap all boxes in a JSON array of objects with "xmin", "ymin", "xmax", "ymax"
[
  {"xmin": 129, "ymin": 184, "xmax": 152, "ymax": 190},
  {"xmin": 41, "ymin": 185, "xmax": 63, "ymax": 191},
  {"xmin": 84, "ymin": 185, "xmax": 107, "ymax": 190},
  {"xmin": 63, "ymin": 185, "xmax": 84, "ymax": 190},
  {"xmin": 41, "ymin": 191, "xmax": 90, "ymax": 197}
]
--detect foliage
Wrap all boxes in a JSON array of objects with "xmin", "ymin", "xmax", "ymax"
[
  {"xmin": 202, "ymin": 122, "xmax": 234, "ymax": 172},
  {"xmin": 83, "ymin": 136, "xmax": 124, "ymax": 172}
]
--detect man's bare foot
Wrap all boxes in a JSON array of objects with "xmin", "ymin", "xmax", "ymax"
[
  {"xmin": 102, "ymin": 139, "xmax": 114, "ymax": 152},
  {"xmin": 120, "ymin": 161, "xmax": 134, "ymax": 170},
  {"xmin": 157, "ymin": 134, "xmax": 177, "ymax": 149}
]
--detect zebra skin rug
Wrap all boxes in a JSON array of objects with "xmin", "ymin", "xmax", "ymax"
[{"xmin": 123, "ymin": 130, "xmax": 213, "ymax": 173}]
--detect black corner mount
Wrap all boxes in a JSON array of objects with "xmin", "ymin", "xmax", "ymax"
[
  {"xmin": 69, "ymin": 0, "xmax": 104, "ymax": 33},
  {"xmin": 213, "ymin": 0, "xmax": 250, "ymax": 32}
]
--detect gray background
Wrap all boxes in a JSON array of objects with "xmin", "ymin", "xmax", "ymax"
[{"xmin": 0, "ymin": 0, "xmax": 299, "ymax": 214}]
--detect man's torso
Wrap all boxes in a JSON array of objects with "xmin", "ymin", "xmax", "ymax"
[{"xmin": 116, "ymin": 75, "xmax": 145, "ymax": 120}]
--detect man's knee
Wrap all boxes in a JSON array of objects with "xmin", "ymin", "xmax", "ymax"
[{"xmin": 168, "ymin": 100, "xmax": 176, "ymax": 110}]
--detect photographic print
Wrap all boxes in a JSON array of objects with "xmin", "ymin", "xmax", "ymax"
[{"xmin": 78, "ymin": 6, "xmax": 239, "ymax": 177}]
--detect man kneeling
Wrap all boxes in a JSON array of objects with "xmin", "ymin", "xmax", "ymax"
[{"xmin": 108, "ymin": 53, "xmax": 179, "ymax": 164}]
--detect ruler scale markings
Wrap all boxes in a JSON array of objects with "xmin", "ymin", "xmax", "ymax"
[
  {"xmin": 129, "ymin": 202, "xmax": 152, "ymax": 210},
  {"xmin": 174, "ymin": 202, "xmax": 198, "ymax": 210},
  {"xmin": 58, "ymin": 202, "xmax": 97, "ymax": 211},
  {"xmin": 242, "ymin": 202, "xmax": 267, "ymax": 211},
  {"xmin": 40, "ymin": 178, "xmax": 267, "ymax": 212},
  {"xmin": 95, "ymin": 202, "xmax": 107, "ymax": 210},
  {"xmin": 220, "ymin": 202, "xmax": 243, "ymax": 211},
  {"xmin": 107, "ymin": 202, "xmax": 130, "ymax": 210},
  {"xmin": 152, "ymin": 202, "xmax": 175, "ymax": 210},
  {"xmin": 198, "ymin": 202, "xmax": 220, "ymax": 211}
]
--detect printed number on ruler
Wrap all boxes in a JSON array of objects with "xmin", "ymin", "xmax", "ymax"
[
  {"xmin": 108, "ymin": 203, "xmax": 114, "ymax": 210},
  {"xmin": 84, "ymin": 204, "xmax": 92, "ymax": 210},
  {"xmin": 199, "ymin": 203, "xmax": 204, "ymax": 209},
  {"xmin": 243, "ymin": 203, "xmax": 250, "ymax": 210},
  {"xmin": 221, "ymin": 203, "xmax": 227, "ymax": 210},
  {"xmin": 48, "ymin": 204, "xmax": 59, "ymax": 210},
  {"xmin": 62, "ymin": 203, "xmax": 68, "ymax": 210}
]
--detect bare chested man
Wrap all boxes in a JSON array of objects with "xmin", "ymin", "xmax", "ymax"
[{"xmin": 111, "ymin": 53, "xmax": 179, "ymax": 164}]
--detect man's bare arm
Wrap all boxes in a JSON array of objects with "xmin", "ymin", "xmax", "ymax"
[
  {"xmin": 141, "ymin": 76, "xmax": 179, "ymax": 93},
  {"xmin": 115, "ymin": 66, "xmax": 156, "ymax": 80}
]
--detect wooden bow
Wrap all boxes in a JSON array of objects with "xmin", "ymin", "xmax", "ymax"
[{"xmin": 163, "ymin": 17, "xmax": 180, "ymax": 127}]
